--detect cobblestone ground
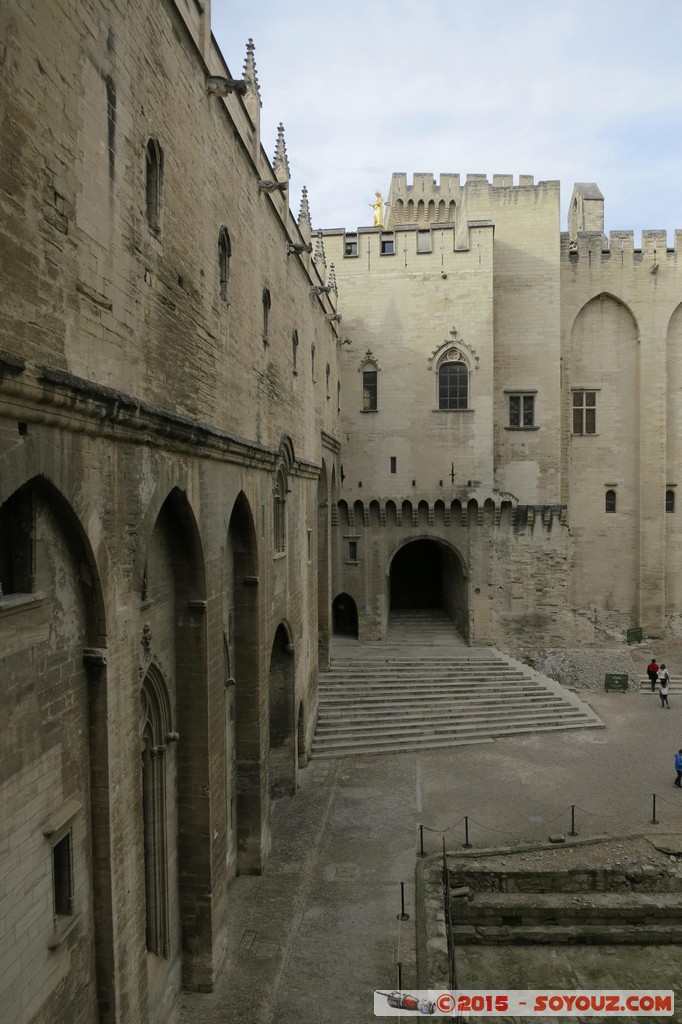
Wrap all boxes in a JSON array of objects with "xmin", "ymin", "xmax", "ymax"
[{"xmin": 180, "ymin": 687, "xmax": 682, "ymax": 1024}]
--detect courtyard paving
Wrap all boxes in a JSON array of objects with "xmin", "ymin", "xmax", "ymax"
[{"xmin": 180, "ymin": 684, "xmax": 682, "ymax": 1024}]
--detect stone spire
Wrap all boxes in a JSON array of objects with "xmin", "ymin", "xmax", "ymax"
[
  {"xmin": 242, "ymin": 39, "xmax": 261, "ymax": 139},
  {"xmin": 298, "ymin": 186, "xmax": 312, "ymax": 231},
  {"xmin": 273, "ymin": 122, "xmax": 290, "ymax": 184},
  {"xmin": 297, "ymin": 186, "xmax": 312, "ymax": 243},
  {"xmin": 313, "ymin": 229, "xmax": 326, "ymax": 269}
]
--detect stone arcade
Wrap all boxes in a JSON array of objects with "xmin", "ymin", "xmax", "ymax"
[{"xmin": 2, "ymin": 1, "xmax": 682, "ymax": 1023}]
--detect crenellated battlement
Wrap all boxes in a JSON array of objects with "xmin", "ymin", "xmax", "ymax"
[
  {"xmin": 387, "ymin": 172, "xmax": 557, "ymax": 229},
  {"xmin": 562, "ymin": 229, "xmax": 682, "ymax": 261},
  {"xmin": 334, "ymin": 497, "xmax": 567, "ymax": 538}
]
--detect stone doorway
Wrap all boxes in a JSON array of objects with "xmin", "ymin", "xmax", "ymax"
[
  {"xmin": 388, "ymin": 539, "xmax": 468, "ymax": 640},
  {"xmin": 332, "ymin": 592, "xmax": 358, "ymax": 637}
]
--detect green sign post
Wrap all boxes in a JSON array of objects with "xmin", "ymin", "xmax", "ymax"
[{"xmin": 604, "ymin": 673, "xmax": 629, "ymax": 692}]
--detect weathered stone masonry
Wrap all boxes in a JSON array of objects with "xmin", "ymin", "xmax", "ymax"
[{"xmin": 0, "ymin": 1, "xmax": 340, "ymax": 1022}]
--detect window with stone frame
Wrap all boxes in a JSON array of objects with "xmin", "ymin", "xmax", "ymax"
[
  {"xmin": 508, "ymin": 393, "xmax": 535, "ymax": 428},
  {"xmin": 572, "ymin": 390, "xmax": 596, "ymax": 434},
  {"xmin": 605, "ymin": 489, "xmax": 617, "ymax": 513},
  {"xmin": 291, "ymin": 329, "xmax": 299, "ymax": 375},
  {"xmin": 262, "ymin": 287, "xmax": 271, "ymax": 345},
  {"xmin": 666, "ymin": 489, "xmax": 676, "ymax": 513},
  {"xmin": 273, "ymin": 467, "xmax": 287, "ymax": 553},
  {"xmin": 52, "ymin": 830, "xmax": 74, "ymax": 918},
  {"xmin": 438, "ymin": 359, "xmax": 468, "ymax": 410},
  {"xmin": 362, "ymin": 365, "xmax": 378, "ymax": 411}
]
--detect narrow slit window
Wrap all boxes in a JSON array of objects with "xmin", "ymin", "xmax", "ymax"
[
  {"xmin": 605, "ymin": 489, "xmax": 617, "ymax": 513},
  {"xmin": 666, "ymin": 489, "xmax": 676, "ymax": 513},
  {"xmin": 145, "ymin": 138, "xmax": 163, "ymax": 235},
  {"xmin": 262, "ymin": 288, "xmax": 271, "ymax": 345},
  {"xmin": 52, "ymin": 832, "xmax": 74, "ymax": 917},
  {"xmin": 218, "ymin": 226, "xmax": 231, "ymax": 302}
]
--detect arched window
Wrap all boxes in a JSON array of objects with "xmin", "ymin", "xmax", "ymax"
[
  {"xmin": 362, "ymin": 363, "xmax": 378, "ymax": 411},
  {"xmin": 605, "ymin": 489, "xmax": 617, "ymax": 513},
  {"xmin": 140, "ymin": 667, "xmax": 172, "ymax": 958},
  {"xmin": 262, "ymin": 287, "xmax": 271, "ymax": 345},
  {"xmin": 218, "ymin": 226, "xmax": 231, "ymax": 302},
  {"xmin": 438, "ymin": 359, "xmax": 468, "ymax": 409},
  {"xmin": 145, "ymin": 138, "xmax": 163, "ymax": 235},
  {"xmin": 292, "ymin": 329, "xmax": 299, "ymax": 375},
  {"xmin": 666, "ymin": 489, "xmax": 676, "ymax": 513}
]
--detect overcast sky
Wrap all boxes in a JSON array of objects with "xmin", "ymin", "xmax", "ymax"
[{"xmin": 212, "ymin": 1, "xmax": 682, "ymax": 241}]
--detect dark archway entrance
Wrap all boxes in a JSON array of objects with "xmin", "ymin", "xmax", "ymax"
[
  {"xmin": 390, "ymin": 540, "xmax": 442, "ymax": 608},
  {"xmin": 332, "ymin": 593, "xmax": 358, "ymax": 637},
  {"xmin": 388, "ymin": 539, "xmax": 468, "ymax": 639},
  {"xmin": 268, "ymin": 623, "xmax": 295, "ymax": 799}
]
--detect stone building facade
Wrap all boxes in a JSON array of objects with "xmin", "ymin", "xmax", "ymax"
[
  {"xmin": 3, "ymin": 1, "xmax": 682, "ymax": 1024},
  {"xmin": 0, "ymin": 2, "xmax": 340, "ymax": 1022},
  {"xmin": 324, "ymin": 174, "xmax": 682, "ymax": 646}
]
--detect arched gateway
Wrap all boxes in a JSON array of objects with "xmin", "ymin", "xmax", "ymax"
[{"xmin": 388, "ymin": 539, "xmax": 468, "ymax": 640}]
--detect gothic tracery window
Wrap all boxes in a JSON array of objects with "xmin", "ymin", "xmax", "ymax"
[
  {"xmin": 140, "ymin": 668, "xmax": 172, "ymax": 958},
  {"xmin": 438, "ymin": 356, "xmax": 468, "ymax": 410}
]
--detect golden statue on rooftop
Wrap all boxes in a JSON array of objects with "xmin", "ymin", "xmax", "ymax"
[{"xmin": 370, "ymin": 191, "xmax": 384, "ymax": 227}]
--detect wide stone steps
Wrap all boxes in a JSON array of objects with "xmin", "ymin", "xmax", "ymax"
[{"xmin": 313, "ymin": 643, "xmax": 602, "ymax": 758}]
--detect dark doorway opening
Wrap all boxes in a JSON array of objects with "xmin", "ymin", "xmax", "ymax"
[
  {"xmin": 332, "ymin": 593, "xmax": 358, "ymax": 637},
  {"xmin": 390, "ymin": 539, "xmax": 442, "ymax": 608}
]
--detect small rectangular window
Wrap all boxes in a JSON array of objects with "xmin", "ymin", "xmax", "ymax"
[
  {"xmin": 380, "ymin": 238, "xmax": 394, "ymax": 255},
  {"xmin": 390, "ymin": 457, "xmax": 397, "ymax": 474},
  {"xmin": 348, "ymin": 540, "xmax": 357, "ymax": 561},
  {"xmin": 344, "ymin": 240, "xmax": 358, "ymax": 257},
  {"xmin": 52, "ymin": 831, "xmax": 74, "ymax": 917},
  {"xmin": 573, "ymin": 391, "xmax": 597, "ymax": 434},
  {"xmin": 508, "ymin": 393, "xmax": 535, "ymax": 428}
]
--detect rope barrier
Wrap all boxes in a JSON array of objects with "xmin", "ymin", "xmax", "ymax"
[{"xmin": 418, "ymin": 793, "xmax": 682, "ymax": 854}]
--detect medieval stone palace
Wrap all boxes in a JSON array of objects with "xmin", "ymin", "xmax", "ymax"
[{"xmin": 1, "ymin": 1, "xmax": 681, "ymax": 1022}]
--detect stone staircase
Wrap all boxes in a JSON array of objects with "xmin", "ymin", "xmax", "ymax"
[{"xmin": 312, "ymin": 612, "xmax": 603, "ymax": 758}]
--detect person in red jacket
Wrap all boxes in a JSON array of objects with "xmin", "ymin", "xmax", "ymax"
[{"xmin": 647, "ymin": 657, "xmax": 659, "ymax": 692}]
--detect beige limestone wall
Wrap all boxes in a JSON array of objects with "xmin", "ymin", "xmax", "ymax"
[
  {"xmin": 561, "ymin": 230, "xmax": 682, "ymax": 634},
  {"xmin": 0, "ymin": 0, "xmax": 338, "ymax": 1022}
]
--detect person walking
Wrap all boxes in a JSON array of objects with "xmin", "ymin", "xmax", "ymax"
[
  {"xmin": 647, "ymin": 657, "xmax": 660, "ymax": 692},
  {"xmin": 675, "ymin": 750, "xmax": 682, "ymax": 787},
  {"xmin": 659, "ymin": 664, "xmax": 671, "ymax": 708}
]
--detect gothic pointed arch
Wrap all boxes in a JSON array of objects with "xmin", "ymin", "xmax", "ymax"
[
  {"xmin": 140, "ymin": 487, "xmax": 210, "ymax": 992},
  {"xmin": 0, "ymin": 472, "xmax": 109, "ymax": 1018},
  {"xmin": 226, "ymin": 491, "xmax": 265, "ymax": 873},
  {"xmin": 268, "ymin": 621, "xmax": 295, "ymax": 798},
  {"xmin": 568, "ymin": 293, "xmax": 638, "ymax": 618}
]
